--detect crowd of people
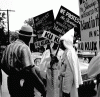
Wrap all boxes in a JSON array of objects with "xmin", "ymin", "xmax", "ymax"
[{"xmin": 1, "ymin": 24, "xmax": 97, "ymax": 97}]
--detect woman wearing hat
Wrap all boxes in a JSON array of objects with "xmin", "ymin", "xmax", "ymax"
[{"xmin": 1, "ymin": 24, "xmax": 46, "ymax": 97}]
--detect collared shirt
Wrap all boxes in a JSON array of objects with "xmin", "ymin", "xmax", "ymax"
[{"xmin": 1, "ymin": 39, "xmax": 34, "ymax": 72}]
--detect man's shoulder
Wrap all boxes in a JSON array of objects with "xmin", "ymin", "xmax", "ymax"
[
  {"xmin": 10, "ymin": 40, "xmax": 30, "ymax": 53},
  {"xmin": 14, "ymin": 40, "xmax": 29, "ymax": 49}
]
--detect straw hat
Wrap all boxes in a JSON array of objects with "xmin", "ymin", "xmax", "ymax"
[{"xmin": 16, "ymin": 24, "xmax": 36, "ymax": 37}]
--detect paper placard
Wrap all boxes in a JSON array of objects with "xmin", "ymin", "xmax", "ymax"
[
  {"xmin": 34, "ymin": 39, "xmax": 51, "ymax": 48},
  {"xmin": 34, "ymin": 10, "xmax": 54, "ymax": 38},
  {"xmin": 53, "ymin": 5, "xmax": 80, "ymax": 35},
  {"xmin": 42, "ymin": 30, "xmax": 60, "ymax": 44}
]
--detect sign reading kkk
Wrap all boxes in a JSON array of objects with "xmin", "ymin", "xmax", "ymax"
[{"xmin": 53, "ymin": 5, "xmax": 80, "ymax": 36}]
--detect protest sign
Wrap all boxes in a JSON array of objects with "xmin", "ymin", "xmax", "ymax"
[
  {"xmin": 79, "ymin": 0, "xmax": 99, "ymax": 52},
  {"xmin": 33, "ymin": 10, "xmax": 54, "ymax": 38},
  {"xmin": 53, "ymin": 5, "xmax": 80, "ymax": 36},
  {"xmin": 74, "ymin": 25, "xmax": 81, "ymax": 43},
  {"xmin": 42, "ymin": 30, "xmax": 60, "ymax": 44},
  {"xmin": 78, "ymin": 41, "xmax": 98, "ymax": 52},
  {"xmin": 34, "ymin": 39, "xmax": 51, "ymax": 48}
]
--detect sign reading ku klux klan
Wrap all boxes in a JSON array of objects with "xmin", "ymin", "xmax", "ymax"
[
  {"xmin": 78, "ymin": 0, "xmax": 99, "ymax": 52},
  {"xmin": 53, "ymin": 5, "xmax": 80, "ymax": 36}
]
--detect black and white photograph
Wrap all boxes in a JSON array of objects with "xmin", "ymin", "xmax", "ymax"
[{"xmin": 0, "ymin": 0, "xmax": 99, "ymax": 97}]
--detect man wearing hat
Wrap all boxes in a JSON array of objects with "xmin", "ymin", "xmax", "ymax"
[{"xmin": 1, "ymin": 24, "xmax": 46, "ymax": 97}]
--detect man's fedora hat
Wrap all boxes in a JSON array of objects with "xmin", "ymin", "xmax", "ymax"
[{"xmin": 16, "ymin": 24, "xmax": 36, "ymax": 37}]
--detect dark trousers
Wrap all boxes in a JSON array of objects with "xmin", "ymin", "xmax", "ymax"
[
  {"xmin": 62, "ymin": 92, "xmax": 70, "ymax": 97},
  {"xmin": 7, "ymin": 67, "xmax": 46, "ymax": 97}
]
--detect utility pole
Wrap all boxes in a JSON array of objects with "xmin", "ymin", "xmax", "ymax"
[{"xmin": 0, "ymin": 9, "xmax": 15, "ymax": 44}]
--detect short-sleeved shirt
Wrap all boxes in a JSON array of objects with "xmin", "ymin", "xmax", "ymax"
[{"xmin": 1, "ymin": 39, "xmax": 34, "ymax": 72}]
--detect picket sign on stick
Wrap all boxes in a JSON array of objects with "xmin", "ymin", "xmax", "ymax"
[
  {"xmin": 42, "ymin": 30, "xmax": 60, "ymax": 44},
  {"xmin": 34, "ymin": 39, "xmax": 52, "ymax": 48},
  {"xmin": 42, "ymin": 30, "xmax": 61, "ymax": 89},
  {"xmin": 42, "ymin": 30, "xmax": 61, "ymax": 56},
  {"xmin": 55, "ymin": 44, "xmax": 60, "ymax": 56}
]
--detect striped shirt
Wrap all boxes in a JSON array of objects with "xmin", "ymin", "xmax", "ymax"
[{"xmin": 1, "ymin": 39, "xmax": 34, "ymax": 72}]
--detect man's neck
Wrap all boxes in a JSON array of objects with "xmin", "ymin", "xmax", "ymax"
[
  {"xmin": 17, "ymin": 39, "xmax": 29, "ymax": 46},
  {"xmin": 17, "ymin": 39, "xmax": 25, "ymax": 43}
]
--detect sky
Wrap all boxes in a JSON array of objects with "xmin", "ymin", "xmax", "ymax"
[{"xmin": 0, "ymin": 0, "xmax": 80, "ymax": 31}]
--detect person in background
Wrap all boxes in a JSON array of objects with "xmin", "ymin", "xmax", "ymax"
[
  {"xmin": 1, "ymin": 24, "xmax": 46, "ymax": 97},
  {"xmin": 9, "ymin": 31, "xmax": 19, "ymax": 43},
  {"xmin": 39, "ymin": 44, "xmax": 51, "ymax": 75},
  {"xmin": 87, "ymin": 52, "xmax": 100, "ymax": 97},
  {"xmin": 34, "ymin": 57, "xmax": 42, "ymax": 70},
  {"xmin": 59, "ymin": 29, "xmax": 83, "ymax": 97}
]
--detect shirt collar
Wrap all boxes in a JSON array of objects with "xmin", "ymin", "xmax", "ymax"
[{"xmin": 16, "ymin": 39, "xmax": 25, "ymax": 44}]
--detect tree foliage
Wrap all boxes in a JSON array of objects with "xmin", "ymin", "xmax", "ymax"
[
  {"xmin": 0, "ymin": 11, "xmax": 8, "ymax": 45},
  {"xmin": 24, "ymin": 18, "xmax": 34, "ymax": 27},
  {"xmin": 9, "ymin": 31, "xmax": 19, "ymax": 43}
]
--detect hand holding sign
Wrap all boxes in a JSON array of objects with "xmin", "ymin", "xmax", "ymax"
[{"xmin": 42, "ymin": 30, "xmax": 60, "ymax": 44}]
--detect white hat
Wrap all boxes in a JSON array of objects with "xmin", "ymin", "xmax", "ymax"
[
  {"xmin": 16, "ymin": 24, "xmax": 36, "ymax": 37},
  {"xmin": 60, "ymin": 28, "xmax": 74, "ymax": 49}
]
